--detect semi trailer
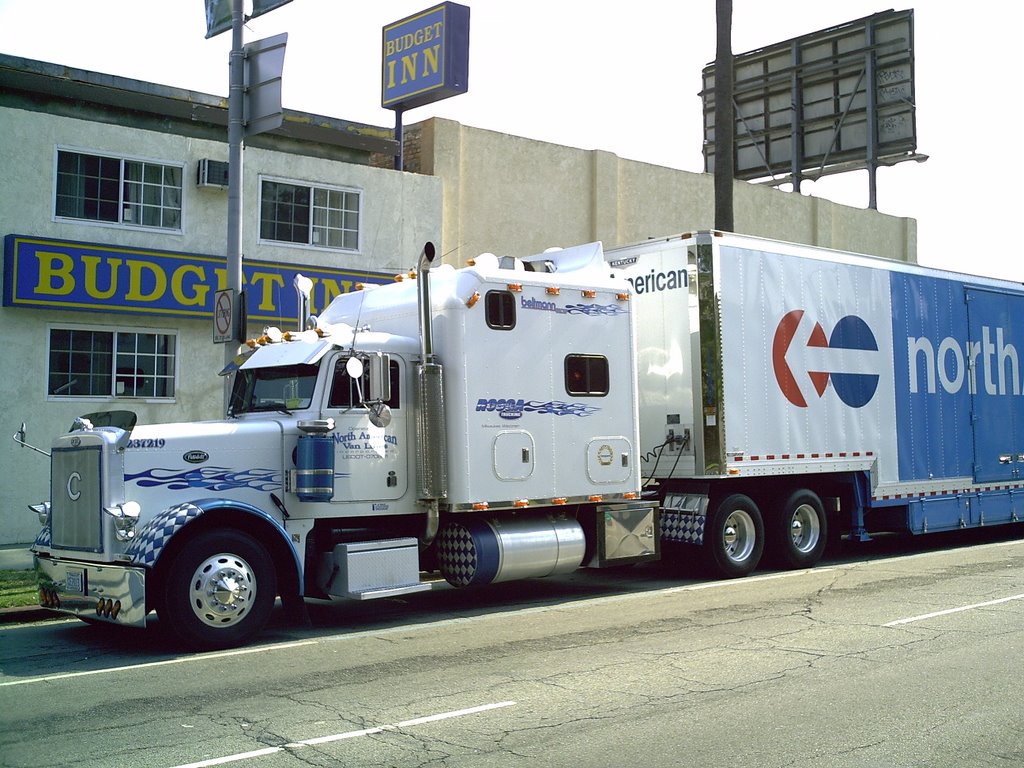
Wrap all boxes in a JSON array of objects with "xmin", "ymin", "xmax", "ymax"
[{"xmin": 21, "ymin": 231, "xmax": 1023, "ymax": 648}]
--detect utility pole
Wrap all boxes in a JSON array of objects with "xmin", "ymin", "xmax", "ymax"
[{"xmin": 714, "ymin": 0, "xmax": 734, "ymax": 233}]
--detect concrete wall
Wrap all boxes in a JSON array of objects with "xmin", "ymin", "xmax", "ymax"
[
  {"xmin": 0, "ymin": 106, "xmax": 441, "ymax": 545},
  {"xmin": 413, "ymin": 118, "xmax": 917, "ymax": 263}
]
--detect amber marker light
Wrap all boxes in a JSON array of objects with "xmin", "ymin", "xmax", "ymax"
[
  {"xmin": 581, "ymin": 290, "xmax": 597, "ymax": 298},
  {"xmin": 507, "ymin": 283, "xmax": 523, "ymax": 292},
  {"xmin": 513, "ymin": 499, "xmax": 530, "ymax": 508},
  {"xmin": 467, "ymin": 292, "xmax": 480, "ymax": 308},
  {"xmin": 472, "ymin": 502, "xmax": 489, "ymax": 511},
  {"xmin": 546, "ymin": 286, "xmax": 561, "ymax": 296}
]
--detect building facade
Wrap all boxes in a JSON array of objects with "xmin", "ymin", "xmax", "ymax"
[
  {"xmin": 0, "ymin": 54, "xmax": 917, "ymax": 545},
  {"xmin": 406, "ymin": 118, "xmax": 917, "ymax": 263},
  {"xmin": 0, "ymin": 55, "xmax": 442, "ymax": 544}
]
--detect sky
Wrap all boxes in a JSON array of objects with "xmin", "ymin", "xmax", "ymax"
[{"xmin": 0, "ymin": 0, "xmax": 1020, "ymax": 281}]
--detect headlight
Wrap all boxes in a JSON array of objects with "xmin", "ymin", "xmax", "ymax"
[
  {"xmin": 29, "ymin": 501, "xmax": 50, "ymax": 527},
  {"xmin": 103, "ymin": 501, "xmax": 141, "ymax": 542}
]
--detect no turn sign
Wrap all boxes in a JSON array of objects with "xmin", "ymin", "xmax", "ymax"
[{"xmin": 214, "ymin": 289, "xmax": 234, "ymax": 343}]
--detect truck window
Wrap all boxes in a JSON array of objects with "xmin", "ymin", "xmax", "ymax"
[
  {"xmin": 565, "ymin": 354, "xmax": 609, "ymax": 396},
  {"xmin": 485, "ymin": 290, "xmax": 516, "ymax": 330},
  {"xmin": 329, "ymin": 358, "xmax": 401, "ymax": 409},
  {"xmin": 228, "ymin": 363, "xmax": 318, "ymax": 414}
]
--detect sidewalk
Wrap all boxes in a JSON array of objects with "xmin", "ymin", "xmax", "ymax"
[
  {"xmin": 0, "ymin": 543, "xmax": 33, "ymax": 571},
  {"xmin": 0, "ymin": 543, "xmax": 53, "ymax": 624}
]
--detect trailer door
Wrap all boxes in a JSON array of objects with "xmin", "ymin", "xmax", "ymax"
[{"xmin": 966, "ymin": 287, "xmax": 1024, "ymax": 483}]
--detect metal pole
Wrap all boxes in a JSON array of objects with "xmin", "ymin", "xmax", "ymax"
[
  {"xmin": 865, "ymin": 19, "xmax": 878, "ymax": 210},
  {"xmin": 713, "ymin": 0, "xmax": 734, "ymax": 232},
  {"xmin": 790, "ymin": 40, "xmax": 803, "ymax": 194},
  {"xmin": 394, "ymin": 108, "xmax": 404, "ymax": 171},
  {"xmin": 224, "ymin": 0, "xmax": 245, "ymax": 407}
]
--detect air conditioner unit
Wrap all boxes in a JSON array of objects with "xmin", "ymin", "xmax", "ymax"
[{"xmin": 197, "ymin": 158, "xmax": 229, "ymax": 188}]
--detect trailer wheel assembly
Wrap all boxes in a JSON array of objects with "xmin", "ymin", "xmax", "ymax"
[
  {"xmin": 704, "ymin": 494, "xmax": 764, "ymax": 578},
  {"xmin": 160, "ymin": 529, "xmax": 277, "ymax": 650},
  {"xmin": 769, "ymin": 489, "xmax": 827, "ymax": 570}
]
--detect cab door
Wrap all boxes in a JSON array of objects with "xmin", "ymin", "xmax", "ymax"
[{"xmin": 323, "ymin": 353, "xmax": 409, "ymax": 503}]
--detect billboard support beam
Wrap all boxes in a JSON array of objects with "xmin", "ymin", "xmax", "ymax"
[
  {"xmin": 714, "ymin": 0, "xmax": 734, "ymax": 233},
  {"xmin": 865, "ymin": 19, "xmax": 878, "ymax": 210}
]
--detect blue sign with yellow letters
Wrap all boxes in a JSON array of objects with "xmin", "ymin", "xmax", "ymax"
[
  {"xmin": 2, "ymin": 234, "xmax": 391, "ymax": 322},
  {"xmin": 382, "ymin": 2, "xmax": 469, "ymax": 111}
]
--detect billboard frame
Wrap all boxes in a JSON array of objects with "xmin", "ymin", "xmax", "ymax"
[{"xmin": 702, "ymin": 9, "xmax": 923, "ymax": 207}]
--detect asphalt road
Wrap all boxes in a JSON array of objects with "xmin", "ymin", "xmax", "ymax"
[{"xmin": 1, "ymin": 530, "xmax": 1022, "ymax": 768}]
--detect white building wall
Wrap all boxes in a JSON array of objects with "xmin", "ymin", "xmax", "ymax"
[
  {"xmin": 415, "ymin": 118, "xmax": 917, "ymax": 264},
  {"xmin": 1, "ymin": 105, "xmax": 441, "ymax": 545}
]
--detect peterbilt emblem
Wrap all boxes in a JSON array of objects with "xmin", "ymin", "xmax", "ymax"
[
  {"xmin": 183, "ymin": 450, "xmax": 210, "ymax": 464},
  {"xmin": 66, "ymin": 472, "xmax": 82, "ymax": 501}
]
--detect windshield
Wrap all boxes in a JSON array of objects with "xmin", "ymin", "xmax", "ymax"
[{"xmin": 228, "ymin": 363, "xmax": 319, "ymax": 415}]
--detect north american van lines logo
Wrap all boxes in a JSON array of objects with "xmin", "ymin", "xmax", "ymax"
[{"xmin": 772, "ymin": 310, "xmax": 880, "ymax": 408}]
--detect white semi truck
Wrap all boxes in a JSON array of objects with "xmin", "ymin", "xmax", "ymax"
[
  {"xmin": 22, "ymin": 232, "xmax": 1024, "ymax": 649},
  {"xmin": 26, "ymin": 241, "xmax": 657, "ymax": 649}
]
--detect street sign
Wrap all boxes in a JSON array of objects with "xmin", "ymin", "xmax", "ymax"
[
  {"xmin": 245, "ymin": 32, "xmax": 288, "ymax": 137},
  {"xmin": 214, "ymin": 288, "xmax": 234, "ymax": 343},
  {"xmin": 205, "ymin": 0, "xmax": 294, "ymax": 39}
]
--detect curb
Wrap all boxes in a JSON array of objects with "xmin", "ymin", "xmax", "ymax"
[{"xmin": 0, "ymin": 605, "xmax": 59, "ymax": 624}]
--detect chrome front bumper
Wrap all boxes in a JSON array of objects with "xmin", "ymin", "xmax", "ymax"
[{"xmin": 34, "ymin": 554, "xmax": 148, "ymax": 627}]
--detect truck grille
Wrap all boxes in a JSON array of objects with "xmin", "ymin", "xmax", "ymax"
[{"xmin": 50, "ymin": 445, "xmax": 103, "ymax": 551}]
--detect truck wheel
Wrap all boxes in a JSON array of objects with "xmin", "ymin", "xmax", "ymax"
[
  {"xmin": 704, "ymin": 494, "xmax": 764, "ymax": 578},
  {"xmin": 160, "ymin": 530, "xmax": 277, "ymax": 650},
  {"xmin": 770, "ymin": 489, "xmax": 827, "ymax": 569}
]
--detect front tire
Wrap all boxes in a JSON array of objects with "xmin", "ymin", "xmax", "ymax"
[
  {"xmin": 160, "ymin": 530, "xmax": 277, "ymax": 650},
  {"xmin": 704, "ymin": 494, "xmax": 764, "ymax": 578}
]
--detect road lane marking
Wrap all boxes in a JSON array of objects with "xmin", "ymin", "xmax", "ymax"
[
  {"xmin": 6, "ymin": 535, "xmax": 1022, "ymax": 686},
  {"xmin": 0, "ymin": 640, "xmax": 317, "ymax": 688},
  {"xmin": 3, "ymin": 569, "xmax": 832, "ymax": 687},
  {"xmin": 884, "ymin": 593, "xmax": 1024, "ymax": 626},
  {"xmin": 169, "ymin": 701, "xmax": 516, "ymax": 768}
]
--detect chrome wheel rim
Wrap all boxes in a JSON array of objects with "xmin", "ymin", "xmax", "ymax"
[
  {"xmin": 188, "ymin": 552, "xmax": 256, "ymax": 628},
  {"xmin": 790, "ymin": 503, "xmax": 822, "ymax": 554},
  {"xmin": 722, "ymin": 509, "xmax": 756, "ymax": 564}
]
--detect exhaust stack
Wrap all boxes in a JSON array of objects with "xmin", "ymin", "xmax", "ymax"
[
  {"xmin": 417, "ymin": 242, "xmax": 437, "ymax": 360},
  {"xmin": 413, "ymin": 242, "xmax": 446, "ymax": 545},
  {"xmin": 294, "ymin": 274, "xmax": 314, "ymax": 331}
]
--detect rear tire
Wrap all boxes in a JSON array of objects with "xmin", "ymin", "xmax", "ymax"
[
  {"xmin": 704, "ymin": 494, "xmax": 764, "ymax": 578},
  {"xmin": 160, "ymin": 530, "xmax": 277, "ymax": 650},
  {"xmin": 769, "ymin": 489, "xmax": 827, "ymax": 569}
]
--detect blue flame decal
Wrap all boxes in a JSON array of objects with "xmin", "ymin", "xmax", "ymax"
[{"xmin": 126, "ymin": 467, "xmax": 281, "ymax": 492}]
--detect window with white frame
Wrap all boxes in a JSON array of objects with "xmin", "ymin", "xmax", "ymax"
[
  {"xmin": 259, "ymin": 178, "xmax": 360, "ymax": 250},
  {"xmin": 47, "ymin": 325, "xmax": 177, "ymax": 399},
  {"xmin": 54, "ymin": 149, "xmax": 182, "ymax": 230}
]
